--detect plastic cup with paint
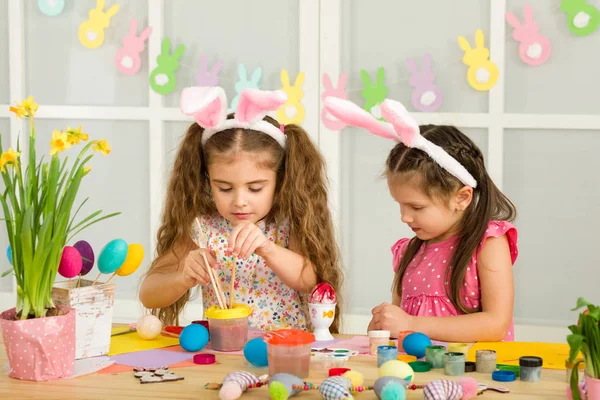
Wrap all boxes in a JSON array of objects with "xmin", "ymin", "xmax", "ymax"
[
  {"xmin": 368, "ymin": 330, "xmax": 390, "ymax": 356},
  {"xmin": 204, "ymin": 304, "xmax": 251, "ymax": 351},
  {"xmin": 519, "ymin": 356, "xmax": 542, "ymax": 382},
  {"xmin": 264, "ymin": 329, "xmax": 315, "ymax": 379}
]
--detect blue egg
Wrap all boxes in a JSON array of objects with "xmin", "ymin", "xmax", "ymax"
[
  {"xmin": 97, "ymin": 239, "xmax": 128, "ymax": 274},
  {"xmin": 179, "ymin": 324, "xmax": 209, "ymax": 352},
  {"xmin": 244, "ymin": 337, "xmax": 268, "ymax": 367},
  {"xmin": 7, "ymin": 245, "xmax": 12, "ymax": 265},
  {"xmin": 402, "ymin": 332, "xmax": 432, "ymax": 359}
]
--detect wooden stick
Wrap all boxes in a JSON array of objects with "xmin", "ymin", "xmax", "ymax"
[
  {"xmin": 76, "ymin": 275, "xmax": 81, "ymax": 288},
  {"xmin": 202, "ymin": 252, "xmax": 225, "ymax": 309},
  {"xmin": 105, "ymin": 273, "xmax": 116, "ymax": 284},
  {"xmin": 91, "ymin": 272, "xmax": 102, "ymax": 285},
  {"xmin": 230, "ymin": 256, "xmax": 237, "ymax": 309},
  {"xmin": 69, "ymin": 278, "xmax": 72, "ymax": 289},
  {"xmin": 213, "ymin": 269, "xmax": 227, "ymax": 308}
]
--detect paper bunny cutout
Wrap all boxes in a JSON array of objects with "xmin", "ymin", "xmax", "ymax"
[
  {"xmin": 78, "ymin": 0, "xmax": 120, "ymax": 49},
  {"xmin": 321, "ymin": 73, "xmax": 348, "ymax": 130},
  {"xmin": 323, "ymin": 96, "xmax": 477, "ymax": 188},
  {"xmin": 506, "ymin": 4, "xmax": 551, "ymax": 66},
  {"xmin": 231, "ymin": 64, "xmax": 262, "ymax": 112},
  {"xmin": 180, "ymin": 86, "xmax": 288, "ymax": 148},
  {"xmin": 561, "ymin": 0, "xmax": 600, "ymax": 36},
  {"xmin": 276, "ymin": 70, "xmax": 305, "ymax": 125},
  {"xmin": 38, "ymin": 0, "xmax": 65, "ymax": 16},
  {"xmin": 360, "ymin": 67, "xmax": 387, "ymax": 120},
  {"xmin": 457, "ymin": 29, "xmax": 499, "ymax": 91},
  {"xmin": 149, "ymin": 38, "xmax": 185, "ymax": 95},
  {"xmin": 115, "ymin": 18, "xmax": 152, "ymax": 75},
  {"xmin": 406, "ymin": 54, "xmax": 443, "ymax": 112},
  {"xmin": 195, "ymin": 55, "xmax": 223, "ymax": 87}
]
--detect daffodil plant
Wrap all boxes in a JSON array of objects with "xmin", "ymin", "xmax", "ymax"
[{"xmin": 0, "ymin": 97, "xmax": 119, "ymax": 319}]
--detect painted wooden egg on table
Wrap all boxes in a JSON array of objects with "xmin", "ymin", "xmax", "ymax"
[
  {"xmin": 98, "ymin": 239, "xmax": 128, "ymax": 274},
  {"xmin": 116, "ymin": 244, "xmax": 144, "ymax": 276},
  {"xmin": 73, "ymin": 240, "xmax": 94, "ymax": 275},
  {"xmin": 402, "ymin": 332, "xmax": 431, "ymax": 358},
  {"xmin": 58, "ymin": 246, "xmax": 83, "ymax": 278},
  {"xmin": 137, "ymin": 315, "xmax": 162, "ymax": 340},
  {"xmin": 379, "ymin": 360, "xmax": 415, "ymax": 384}
]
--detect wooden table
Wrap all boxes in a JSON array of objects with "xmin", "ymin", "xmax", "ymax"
[{"xmin": 0, "ymin": 333, "xmax": 568, "ymax": 399}]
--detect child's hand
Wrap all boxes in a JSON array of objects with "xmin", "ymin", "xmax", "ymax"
[
  {"xmin": 228, "ymin": 221, "xmax": 272, "ymax": 260},
  {"xmin": 369, "ymin": 302, "xmax": 414, "ymax": 334},
  {"xmin": 181, "ymin": 248, "xmax": 217, "ymax": 288}
]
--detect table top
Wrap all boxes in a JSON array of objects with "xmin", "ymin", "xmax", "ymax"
[{"xmin": 0, "ymin": 333, "xmax": 568, "ymax": 399}]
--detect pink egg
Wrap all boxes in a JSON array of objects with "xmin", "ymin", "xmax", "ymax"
[{"xmin": 58, "ymin": 246, "xmax": 83, "ymax": 279}]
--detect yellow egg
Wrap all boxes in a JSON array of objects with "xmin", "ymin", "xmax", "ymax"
[
  {"xmin": 116, "ymin": 244, "xmax": 145, "ymax": 276},
  {"xmin": 379, "ymin": 360, "xmax": 415, "ymax": 383}
]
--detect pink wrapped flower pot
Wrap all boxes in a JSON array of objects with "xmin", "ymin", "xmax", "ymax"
[{"xmin": 0, "ymin": 306, "xmax": 76, "ymax": 381}]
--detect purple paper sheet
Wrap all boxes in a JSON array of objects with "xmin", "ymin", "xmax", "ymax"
[{"xmin": 110, "ymin": 349, "xmax": 194, "ymax": 369}]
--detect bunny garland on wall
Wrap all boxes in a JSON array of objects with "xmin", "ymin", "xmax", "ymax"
[
  {"xmin": 195, "ymin": 55, "xmax": 224, "ymax": 86},
  {"xmin": 276, "ymin": 70, "xmax": 306, "ymax": 125},
  {"xmin": 506, "ymin": 4, "xmax": 551, "ymax": 66},
  {"xmin": 457, "ymin": 29, "xmax": 499, "ymax": 91},
  {"xmin": 231, "ymin": 64, "xmax": 262, "ymax": 111},
  {"xmin": 360, "ymin": 67, "xmax": 387, "ymax": 120},
  {"xmin": 321, "ymin": 73, "xmax": 348, "ymax": 130},
  {"xmin": 560, "ymin": 0, "xmax": 600, "ymax": 36},
  {"xmin": 115, "ymin": 18, "xmax": 152, "ymax": 75},
  {"xmin": 38, "ymin": 0, "xmax": 65, "ymax": 16},
  {"xmin": 406, "ymin": 54, "xmax": 443, "ymax": 112},
  {"xmin": 78, "ymin": 0, "xmax": 120, "ymax": 49},
  {"xmin": 149, "ymin": 38, "xmax": 185, "ymax": 95}
]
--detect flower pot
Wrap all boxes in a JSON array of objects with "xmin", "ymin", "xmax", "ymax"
[
  {"xmin": 587, "ymin": 374, "xmax": 600, "ymax": 400},
  {"xmin": 0, "ymin": 306, "xmax": 75, "ymax": 381},
  {"xmin": 52, "ymin": 279, "xmax": 115, "ymax": 359}
]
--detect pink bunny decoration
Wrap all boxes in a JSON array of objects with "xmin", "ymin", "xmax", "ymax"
[
  {"xmin": 115, "ymin": 18, "xmax": 152, "ymax": 75},
  {"xmin": 195, "ymin": 55, "xmax": 224, "ymax": 86},
  {"xmin": 321, "ymin": 73, "xmax": 348, "ymax": 130},
  {"xmin": 406, "ymin": 54, "xmax": 443, "ymax": 112},
  {"xmin": 506, "ymin": 4, "xmax": 551, "ymax": 66}
]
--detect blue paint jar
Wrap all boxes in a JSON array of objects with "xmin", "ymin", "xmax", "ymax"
[{"xmin": 377, "ymin": 345, "xmax": 398, "ymax": 367}]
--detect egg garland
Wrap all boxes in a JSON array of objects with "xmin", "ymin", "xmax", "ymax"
[{"xmin": 58, "ymin": 246, "xmax": 83, "ymax": 288}]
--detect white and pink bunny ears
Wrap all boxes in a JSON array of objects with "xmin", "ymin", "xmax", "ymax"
[
  {"xmin": 180, "ymin": 86, "xmax": 288, "ymax": 148},
  {"xmin": 324, "ymin": 97, "xmax": 478, "ymax": 188}
]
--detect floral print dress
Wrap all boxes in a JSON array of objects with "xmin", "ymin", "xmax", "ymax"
[{"xmin": 192, "ymin": 214, "xmax": 309, "ymax": 330}]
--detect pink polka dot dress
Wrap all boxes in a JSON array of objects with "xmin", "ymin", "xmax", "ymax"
[{"xmin": 392, "ymin": 221, "xmax": 518, "ymax": 341}]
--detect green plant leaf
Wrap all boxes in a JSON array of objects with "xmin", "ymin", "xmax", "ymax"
[
  {"xmin": 1, "ymin": 269, "xmax": 13, "ymax": 277},
  {"xmin": 569, "ymin": 360, "xmax": 584, "ymax": 400},
  {"xmin": 567, "ymin": 333, "xmax": 584, "ymax": 363},
  {"xmin": 572, "ymin": 297, "xmax": 591, "ymax": 311}
]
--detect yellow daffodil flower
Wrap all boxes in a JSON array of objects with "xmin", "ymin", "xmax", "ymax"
[
  {"xmin": 66, "ymin": 126, "xmax": 89, "ymax": 145},
  {"xmin": 92, "ymin": 139, "xmax": 111, "ymax": 156},
  {"xmin": 0, "ymin": 148, "xmax": 20, "ymax": 172},
  {"xmin": 9, "ymin": 96, "xmax": 39, "ymax": 119},
  {"xmin": 49, "ymin": 130, "xmax": 72, "ymax": 155}
]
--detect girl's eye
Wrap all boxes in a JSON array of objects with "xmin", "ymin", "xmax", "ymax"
[
  {"xmin": 218, "ymin": 187, "xmax": 232, "ymax": 193},
  {"xmin": 249, "ymin": 188, "xmax": 263, "ymax": 193},
  {"xmin": 413, "ymin": 206, "xmax": 423, "ymax": 211}
]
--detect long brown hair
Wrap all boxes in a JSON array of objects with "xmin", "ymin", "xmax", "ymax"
[
  {"xmin": 148, "ymin": 115, "xmax": 343, "ymax": 332},
  {"xmin": 390, "ymin": 125, "xmax": 516, "ymax": 314}
]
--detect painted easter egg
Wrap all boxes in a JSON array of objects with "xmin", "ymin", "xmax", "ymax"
[
  {"xmin": 136, "ymin": 315, "xmax": 162, "ymax": 340},
  {"xmin": 374, "ymin": 376, "xmax": 408, "ymax": 399},
  {"xmin": 98, "ymin": 239, "xmax": 128, "ymax": 274},
  {"xmin": 179, "ymin": 324, "xmax": 209, "ymax": 352},
  {"xmin": 73, "ymin": 240, "xmax": 94, "ymax": 276},
  {"xmin": 402, "ymin": 332, "xmax": 432, "ymax": 358},
  {"xmin": 58, "ymin": 246, "xmax": 83, "ymax": 278},
  {"xmin": 244, "ymin": 337, "xmax": 268, "ymax": 367},
  {"xmin": 116, "ymin": 244, "xmax": 144, "ymax": 276},
  {"xmin": 379, "ymin": 360, "xmax": 415, "ymax": 384},
  {"xmin": 6, "ymin": 245, "xmax": 12, "ymax": 265}
]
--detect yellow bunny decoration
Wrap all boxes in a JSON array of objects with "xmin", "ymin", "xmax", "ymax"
[
  {"xmin": 78, "ymin": 0, "xmax": 120, "ymax": 49},
  {"xmin": 276, "ymin": 70, "xmax": 305, "ymax": 125},
  {"xmin": 457, "ymin": 29, "xmax": 499, "ymax": 91}
]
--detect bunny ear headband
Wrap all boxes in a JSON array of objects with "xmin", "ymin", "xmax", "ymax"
[
  {"xmin": 324, "ymin": 97, "xmax": 478, "ymax": 188},
  {"xmin": 180, "ymin": 86, "xmax": 288, "ymax": 148}
]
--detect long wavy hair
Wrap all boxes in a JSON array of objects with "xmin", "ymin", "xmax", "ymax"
[
  {"xmin": 147, "ymin": 115, "xmax": 344, "ymax": 332},
  {"xmin": 390, "ymin": 125, "xmax": 516, "ymax": 314}
]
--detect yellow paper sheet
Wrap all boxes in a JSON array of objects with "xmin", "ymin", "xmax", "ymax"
[
  {"xmin": 109, "ymin": 327, "xmax": 180, "ymax": 356},
  {"xmin": 467, "ymin": 341, "xmax": 574, "ymax": 370}
]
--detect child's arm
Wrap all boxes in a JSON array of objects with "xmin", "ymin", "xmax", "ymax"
[
  {"xmin": 370, "ymin": 235, "xmax": 514, "ymax": 342},
  {"xmin": 228, "ymin": 222, "xmax": 317, "ymax": 293},
  {"xmin": 139, "ymin": 238, "xmax": 216, "ymax": 309}
]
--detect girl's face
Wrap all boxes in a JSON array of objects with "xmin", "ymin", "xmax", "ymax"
[
  {"xmin": 208, "ymin": 152, "xmax": 277, "ymax": 225},
  {"xmin": 387, "ymin": 174, "xmax": 472, "ymax": 243}
]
